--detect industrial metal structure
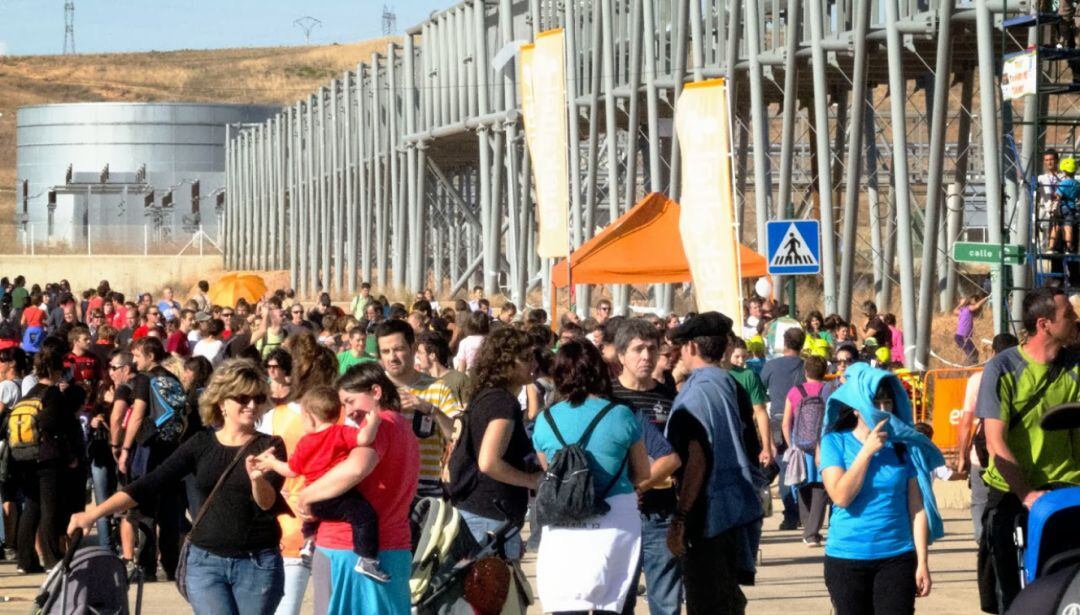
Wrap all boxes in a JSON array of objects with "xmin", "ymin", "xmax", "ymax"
[
  {"xmin": 224, "ymin": 0, "xmax": 1049, "ymax": 368},
  {"xmin": 17, "ymin": 102, "xmax": 278, "ymax": 252}
]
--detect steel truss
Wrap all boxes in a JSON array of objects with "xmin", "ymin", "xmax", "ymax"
[{"xmin": 225, "ymin": 0, "xmax": 1032, "ymax": 367}]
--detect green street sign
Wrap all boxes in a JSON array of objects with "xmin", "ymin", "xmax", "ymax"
[{"xmin": 952, "ymin": 242, "xmax": 1025, "ymax": 266}]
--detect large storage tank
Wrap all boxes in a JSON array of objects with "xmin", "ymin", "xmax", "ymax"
[{"xmin": 16, "ymin": 102, "xmax": 279, "ymax": 251}]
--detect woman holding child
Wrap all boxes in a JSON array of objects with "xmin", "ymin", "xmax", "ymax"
[
  {"xmin": 301, "ymin": 363, "xmax": 420, "ymax": 615},
  {"xmin": 68, "ymin": 359, "xmax": 288, "ymax": 615}
]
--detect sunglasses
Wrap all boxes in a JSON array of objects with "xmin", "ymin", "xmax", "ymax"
[
  {"xmin": 291, "ymin": 310, "xmax": 302, "ymax": 314},
  {"xmin": 228, "ymin": 394, "xmax": 267, "ymax": 406},
  {"xmin": 108, "ymin": 364, "xmax": 128, "ymax": 370},
  {"xmin": 836, "ymin": 359, "xmax": 852, "ymax": 366},
  {"xmin": 266, "ymin": 363, "xmax": 281, "ymax": 369},
  {"xmin": 222, "ymin": 312, "xmax": 234, "ymax": 317}
]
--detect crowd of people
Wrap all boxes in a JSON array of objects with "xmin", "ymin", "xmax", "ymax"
[{"xmin": 0, "ymin": 272, "xmax": 1067, "ymax": 614}]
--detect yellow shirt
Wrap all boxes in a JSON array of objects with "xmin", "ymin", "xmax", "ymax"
[{"xmin": 401, "ymin": 373, "xmax": 463, "ymax": 486}]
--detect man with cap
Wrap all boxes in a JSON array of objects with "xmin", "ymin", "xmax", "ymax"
[{"xmin": 665, "ymin": 312, "xmax": 764, "ymax": 615}]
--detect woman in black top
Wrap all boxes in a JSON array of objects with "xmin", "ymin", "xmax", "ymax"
[
  {"xmin": 450, "ymin": 328, "xmax": 542, "ymax": 560},
  {"xmin": 11, "ymin": 336, "xmax": 85, "ymax": 573},
  {"xmin": 70, "ymin": 359, "xmax": 288, "ymax": 615}
]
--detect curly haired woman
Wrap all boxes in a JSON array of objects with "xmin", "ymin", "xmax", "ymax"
[{"xmin": 448, "ymin": 327, "xmax": 543, "ymax": 560}]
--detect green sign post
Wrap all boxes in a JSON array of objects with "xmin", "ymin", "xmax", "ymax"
[{"xmin": 952, "ymin": 242, "xmax": 1025, "ymax": 266}]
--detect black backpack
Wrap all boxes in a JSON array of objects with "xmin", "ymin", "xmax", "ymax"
[{"xmin": 535, "ymin": 401, "xmax": 627, "ymax": 526}]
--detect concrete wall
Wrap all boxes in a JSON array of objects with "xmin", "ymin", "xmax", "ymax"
[{"xmin": 0, "ymin": 255, "xmax": 224, "ymax": 295}]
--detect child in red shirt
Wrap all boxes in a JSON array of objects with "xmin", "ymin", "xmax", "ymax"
[{"xmin": 254, "ymin": 385, "xmax": 389, "ymax": 582}]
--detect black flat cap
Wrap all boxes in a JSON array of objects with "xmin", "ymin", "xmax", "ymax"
[{"xmin": 671, "ymin": 311, "xmax": 733, "ymax": 343}]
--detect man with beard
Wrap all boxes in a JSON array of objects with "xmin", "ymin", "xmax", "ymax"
[{"xmin": 976, "ymin": 287, "xmax": 1080, "ymax": 613}]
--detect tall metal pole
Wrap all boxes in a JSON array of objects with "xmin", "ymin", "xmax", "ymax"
[
  {"xmin": 405, "ymin": 34, "xmax": 422, "ymax": 293},
  {"xmin": 915, "ymin": 0, "xmax": 956, "ymax": 369},
  {"xmin": 345, "ymin": 71, "xmax": 357, "ymax": 295},
  {"xmin": 745, "ymin": 0, "xmax": 770, "ymax": 255},
  {"xmin": 774, "ymin": 0, "xmax": 802, "ymax": 301},
  {"xmin": 388, "ymin": 44, "xmax": 405, "ymax": 292},
  {"xmin": 885, "ymin": 0, "xmax": 918, "ymax": 365},
  {"xmin": 975, "ymin": 0, "xmax": 1005, "ymax": 333},
  {"xmin": 838, "ymin": 0, "xmax": 871, "ymax": 319},
  {"xmin": 330, "ymin": 78, "xmax": 343, "ymax": 293},
  {"xmin": 944, "ymin": 69, "xmax": 975, "ymax": 312},
  {"xmin": 809, "ymin": 0, "xmax": 838, "ymax": 314},
  {"xmin": 307, "ymin": 94, "xmax": 318, "ymax": 296},
  {"xmin": 564, "ymin": 0, "xmax": 586, "ymax": 315},
  {"xmin": 1013, "ymin": 27, "xmax": 1040, "ymax": 322}
]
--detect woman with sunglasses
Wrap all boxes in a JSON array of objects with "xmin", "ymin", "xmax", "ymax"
[
  {"xmin": 264, "ymin": 349, "xmax": 293, "ymax": 406},
  {"xmin": 70, "ymin": 359, "xmax": 289, "ymax": 615}
]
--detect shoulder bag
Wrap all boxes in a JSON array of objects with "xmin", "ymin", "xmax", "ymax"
[{"xmin": 175, "ymin": 436, "xmax": 264, "ymax": 602}]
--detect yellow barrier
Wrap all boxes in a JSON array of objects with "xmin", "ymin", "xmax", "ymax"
[{"xmin": 922, "ymin": 368, "xmax": 981, "ymax": 453}]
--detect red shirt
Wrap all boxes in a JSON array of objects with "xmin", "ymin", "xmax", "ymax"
[
  {"xmin": 133, "ymin": 325, "xmax": 148, "ymax": 341},
  {"xmin": 21, "ymin": 306, "xmax": 44, "ymax": 328},
  {"xmin": 315, "ymin": 411, "xmax": 418, "ymax": 552},
  {"xmin": 87, "ymin": 297, "xmax": 104, "ymax": 313},
  {"xmin": 166, "ymin": 331, "xmax": 190, "ymax": 357},
  {"xmin": 288, "ymin": 424, "xmax": 360, "ymax": 483}
]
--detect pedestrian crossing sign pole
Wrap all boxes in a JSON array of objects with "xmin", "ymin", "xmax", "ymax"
[{"xmin": 766, "ymin": 219, "xmax": 821, "ymax": 275}]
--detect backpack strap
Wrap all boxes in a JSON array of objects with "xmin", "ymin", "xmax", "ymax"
[
  {"xmin": 578, "ymin": 401, "xmax": 619, "ymax": 447},
  {"xmin": 190, "ymin": 436, "xmax": 263, "ymax": 533},
  {"xmin": 599, "ymin": 451, "xmax": 630, "ymax": 500},
  {"xmin": 542, "ymin": 408, "xmax": 567, "ymax": 447},
  {"xmin": 795, "ymin": 383, "xmax": 807, "ymax": 402}
]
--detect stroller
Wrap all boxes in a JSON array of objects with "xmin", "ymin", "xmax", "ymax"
[
  {"xmin": 1005, "ymin": 403, "xmax": 1080, "ymax": 614},
  {"xmin": 410, "ymin": 497, "xmax": 533, "ymax": 615},
  {"xmin": 31, "ymin": 528, "xmax": 143, "ymax": 615}
]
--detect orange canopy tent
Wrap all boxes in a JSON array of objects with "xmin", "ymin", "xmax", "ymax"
[{"xmin": 550, "ymin": 192, "xmax": 767, "ymax": 319}]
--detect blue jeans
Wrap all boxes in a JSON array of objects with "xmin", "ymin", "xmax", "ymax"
[
  {"xmin": 632, "ymin": 512, "xmax": 682, "ymax": 615},
  {"xmin": 90, "ymin": 461, "xmax": 116, "ymax": 550},
  {"xmin": 458, "ymin": 509, "xmax": 522, "ymax": 560},
  {"xmin": 185, "ymin": 544, "xmax": 285, "ymax": 615},
  {"xmin": 273, "ymin": 557, "xmax": 311, "ymax": 615}
]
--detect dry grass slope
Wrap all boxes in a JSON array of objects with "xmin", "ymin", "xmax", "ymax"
[{"xmin": 0, "ymin": 39, "xmax": 396, "ymax": 220}]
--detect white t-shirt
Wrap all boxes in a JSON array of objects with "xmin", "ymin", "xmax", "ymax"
[
  {"xmin": 961, "ymin": 371, "xmax": 983, "ymax": 467},
  {"xmin": 20, "ymin": 374, "xmax": 39, "ymax": 397},
  {"xmin": 454, "ymin": 335, "xmax": 485, "ymax": 372},
  {"xmin": 0, "ymin": 379, "xmax": 20, "ymax": 409},
  {"xmin": 193, "ymin": 339, "xmax": 225, "ymax": 367}
]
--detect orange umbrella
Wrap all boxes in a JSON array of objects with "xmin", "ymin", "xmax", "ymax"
[{"xmin": 209, "ymin": 273, "xmax": 267, "ymax": 308}]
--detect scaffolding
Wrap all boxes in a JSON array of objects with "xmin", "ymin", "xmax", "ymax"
[{"xmin": 224, "ymin": 0, "xmax": 1035, "ymax": 368}]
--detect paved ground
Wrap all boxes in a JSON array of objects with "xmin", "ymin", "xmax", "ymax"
[{"xmin": 0, "ymin": 501, "xmax": 982, "ymax": 614}]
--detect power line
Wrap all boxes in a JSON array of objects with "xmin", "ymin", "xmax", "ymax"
[
  {"xmin": 293, "ymin": 16, "xmax": 322, "ymax": 46},
  {"xmin": 63, "ymin": 1, "xmax": 75, "ymax": 55},
  {"xmin": 382, "ymin": 4, "xmax": 397, "ymax": 36}
]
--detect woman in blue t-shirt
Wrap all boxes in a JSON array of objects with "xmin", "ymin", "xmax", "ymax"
[
  {"xmin": 820, "ymin": 365, "xmax": 934, "ymax": 615},
  {"xmin": 531, "ymin": 341, "xmax": 649, "ymax": 615}
]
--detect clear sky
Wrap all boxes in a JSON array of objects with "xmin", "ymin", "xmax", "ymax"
[{"xmin": 0, "ymin": 0, "xmax": 451, "ymax": 56}]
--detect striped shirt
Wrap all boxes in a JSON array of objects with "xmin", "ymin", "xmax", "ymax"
[{"xmin": 400, "ymin": 373, "xmax": 463, "ymax": 486}]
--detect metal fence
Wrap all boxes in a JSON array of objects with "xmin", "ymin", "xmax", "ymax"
[{"xmin": 0, "ymin": 223, "xmax": 222, "ymax": 257}]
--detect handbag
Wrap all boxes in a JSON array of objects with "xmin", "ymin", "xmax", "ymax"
[{"xmin": 175, "ymin": 436, "xmax": 263, "ymax": 602}]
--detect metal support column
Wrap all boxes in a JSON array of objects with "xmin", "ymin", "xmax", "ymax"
[{"xmin": 915, "ymin": 0, "xmax": 956, "ymax": 369}]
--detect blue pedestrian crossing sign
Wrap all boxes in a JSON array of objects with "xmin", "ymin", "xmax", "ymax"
[{"xmin": 766, "ymin": 219, "xmax": 821, "ymax": 275}]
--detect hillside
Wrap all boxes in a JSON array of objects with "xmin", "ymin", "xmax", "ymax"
[{"xmin": 0, "ymin": 39, "xmax": 396, "ymax": 223}]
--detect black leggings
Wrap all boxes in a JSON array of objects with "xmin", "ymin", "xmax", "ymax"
[
  {"xmin": 303, "ymin": 489, "xmax": 379, "ymax": 559},
  {"xmin": 11, "ymin": 459, "xmax": 80, "ymax": 571},
  {"xmin": 824, "ymin": 551, "xmax": 917, "ymax": 615}
]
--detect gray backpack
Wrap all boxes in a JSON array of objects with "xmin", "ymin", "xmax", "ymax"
[{"xmin": 535, "ymin": 402, "xmax": 627, "ymax": 526}]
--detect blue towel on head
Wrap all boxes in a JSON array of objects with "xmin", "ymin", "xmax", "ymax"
[{"xmin": 822, "ymin": 363, "xmax": 946, "ymax": 542}]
